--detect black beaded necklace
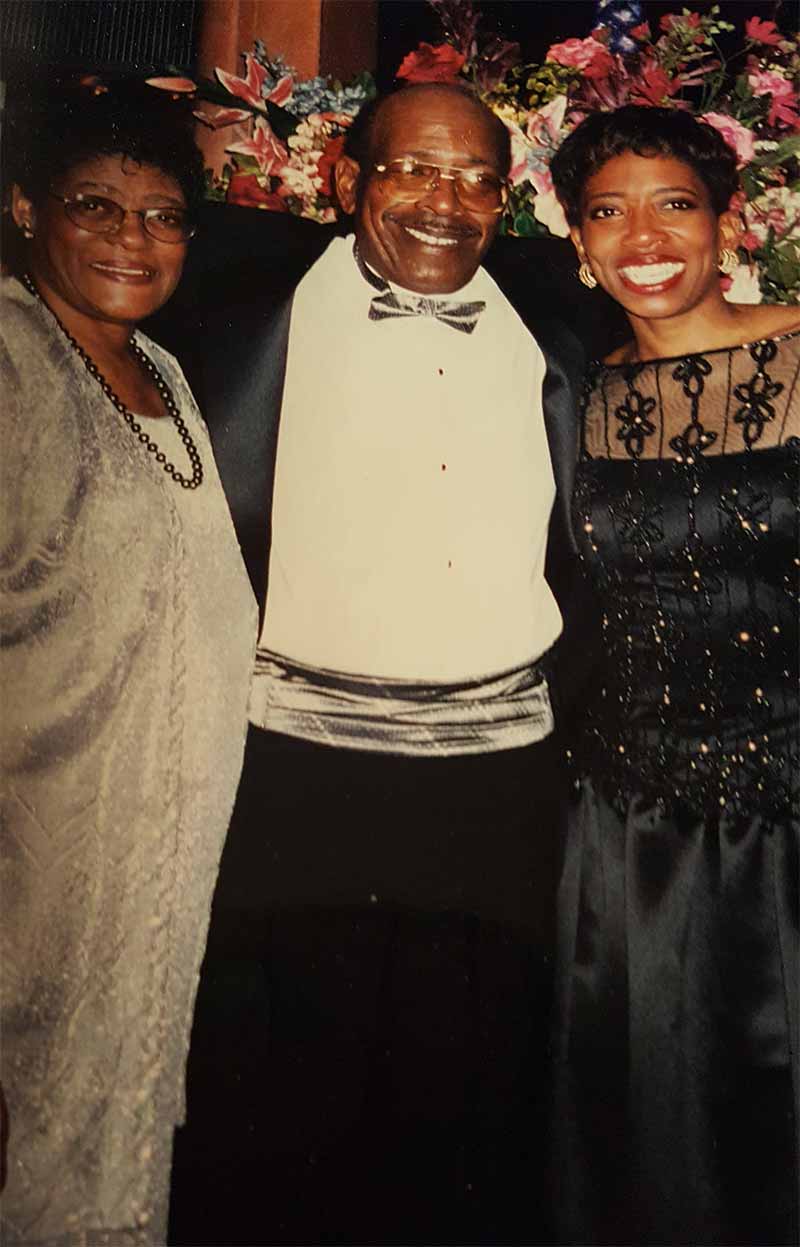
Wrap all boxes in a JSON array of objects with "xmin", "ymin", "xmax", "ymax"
[{"xmin": 22, "ymin": 273, "xmax": 203, "ymax": 490}]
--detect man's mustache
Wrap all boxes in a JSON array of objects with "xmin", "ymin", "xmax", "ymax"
[{"xmin": 387, "ymin": 212, "xmax": 481, "ymax": 239}]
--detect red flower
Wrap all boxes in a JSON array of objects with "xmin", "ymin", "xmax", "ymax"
[
  {"xmin": 745, "ymin": 16, "xmax": 782, "ymax": 46},
  {"xmin": 546, "ymin": 36, "xmax": 615, "ymax": 81},
  {"xmin": 227, "ymin": 172, "xmax": 288, "ymax": 212},
  {"xmin": 316, "ymin": 134, "xmax": 346, "ymax": 197},
  {"xmin": 396, "ymin": 43, "xmax": 466, "ymax": 84},
  {"xmin": 660, "ymin": 11, "xmax": 701, "ymax": 31},
  {"xmin": 630, "ymin": 22, "xmax": 651, "ymax": 41},
  {"xmin": 631, "ymin": 61, "xmax": 680, "ymax": 105}
]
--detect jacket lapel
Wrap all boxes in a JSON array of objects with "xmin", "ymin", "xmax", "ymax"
[
  {"xmin": 200, "ymin": 295, "xmax": 294, "ymax": 625},
  {"xmin": 535, "ymin": 319, "xmax": 584, "ymax": 553}
]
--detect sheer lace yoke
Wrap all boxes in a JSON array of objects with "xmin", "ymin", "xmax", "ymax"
[{"xmin": 583, "ymin": 330, "xmax": 800, "ymax": 460}]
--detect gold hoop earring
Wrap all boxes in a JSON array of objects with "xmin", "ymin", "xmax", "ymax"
[
  {"xmin": 578, "ymin": 260, "xmax": 598, "ymax": 290},
  {"xmin": 718, "ymin": 248, "xmax": 738, "ymax": 275}
]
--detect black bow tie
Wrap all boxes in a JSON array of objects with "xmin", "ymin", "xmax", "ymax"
[{"xmin": 354, "ymin": 243, "xmax": 485, "ymax": 335}]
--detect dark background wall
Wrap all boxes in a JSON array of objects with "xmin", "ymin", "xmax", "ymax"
[
  {"xmin": 1, "ymin": 0, "xmax": 200, "ymax": 76},
  {"xmin": 2, "ymin": 0, "xmax": 792, "ymax": 82}
]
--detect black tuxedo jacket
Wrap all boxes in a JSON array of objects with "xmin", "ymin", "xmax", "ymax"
[{"xmin": 164, "ymin": 233, "xmax": 597, "ymax": 719}]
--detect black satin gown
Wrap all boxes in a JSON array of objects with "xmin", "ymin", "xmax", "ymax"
[{"xmin": 556, "ymin": 332, "xmax": 799, "ymax": 1245}]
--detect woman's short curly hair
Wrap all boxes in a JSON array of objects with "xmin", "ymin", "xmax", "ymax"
[
  {"xmin": 5, "ymin": 79, "xmax": 206, "ymax": 216},
  {"xmin": 550, "ymin": 105, "xmax": 739, "ymax": 226}
]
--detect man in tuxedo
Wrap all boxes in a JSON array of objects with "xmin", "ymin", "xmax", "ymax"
[{"xmin": 174, "ymin": 83, "xmax": 585, "ymax": 1246}]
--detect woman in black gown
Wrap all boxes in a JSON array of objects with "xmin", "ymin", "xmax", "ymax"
[{"xmin": 550, "ymin": 106, "xmax": 799, "ymax": 1245}]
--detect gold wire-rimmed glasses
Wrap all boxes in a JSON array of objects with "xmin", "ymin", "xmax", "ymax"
[{"xmin": 372, "ymin": 158, "xmax": 508, "ymax": 214}]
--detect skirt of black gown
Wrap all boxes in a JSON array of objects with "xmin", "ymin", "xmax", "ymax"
[{"xmin": 554, "ymin": 779, "xmax": 799, "ymax": 1246}]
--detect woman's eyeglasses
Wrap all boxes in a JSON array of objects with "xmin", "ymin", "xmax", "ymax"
[
  {"xmin": 372, "ymin": 159, "xmax": 508, "ymax": 214},
  {"xmin": 48, "ymin": 192, "xmax": 196, "ymax": 243}
]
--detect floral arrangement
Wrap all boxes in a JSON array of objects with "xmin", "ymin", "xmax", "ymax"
[
  {"xmin": 150, "ymin": 47, "xmax": 374, "ymax": 223},
  {"xmin": 397, "ymin": 0, "xmax": 800, "ymax": 304}
]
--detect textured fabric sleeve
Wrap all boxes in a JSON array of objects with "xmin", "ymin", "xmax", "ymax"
[{"xmin": 0, "ymin": 308, "xmax": 91, "ymax": 773}]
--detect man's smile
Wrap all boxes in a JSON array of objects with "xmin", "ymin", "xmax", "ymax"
[
  {"xmin": 389, "ymin": 215, "xmax": 481, "ymax": 252},
  {"xmin": 390, "ymin": 213, "xmax": 479, "ymax": 237},
  {"xmin": 402, "ymin": 226, "xmax": 459, "ymax": 247}
]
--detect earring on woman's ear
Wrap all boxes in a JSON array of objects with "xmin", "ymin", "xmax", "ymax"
[
  {"xmin": 20, "ymin": 223, "xmax": 34, "ymax": 240},
  {"xmin": 718, "ymin": 248, "xmax": 738, "ymax": 275},
  {"xmin": 578, "ymin": 260, "xmax": 598, "ymax": 289}
]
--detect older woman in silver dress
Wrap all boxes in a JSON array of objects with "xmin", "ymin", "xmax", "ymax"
[
  {"xmin": 551, "ymin": 105, "xmax": 799, "ymax": 1246},
  {"xmin": 1, "ymin": 84, "xmax": 255, "ymax": 1244}
]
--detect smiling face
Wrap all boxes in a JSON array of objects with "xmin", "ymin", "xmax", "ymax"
[
  {"xmin": 571, "ymin": 150, "xmax": 738, "ymax": 323},
  {"xmin": 335, "ymin": 88, "xmax": 505, "ymax": 294},
  {"xmin": 13, "ymin": 153, "xmax": 189, "ymax": 336}
]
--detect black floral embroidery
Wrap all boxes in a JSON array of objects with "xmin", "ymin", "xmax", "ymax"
[
  {"xmin": 614, "ymin": 366, "xmax": 657, "ymax": 458},
  {"xmin": 616, "ymin": 488, "xmax": 664, "ymax": 550},
  {"xmin": 733, "ymin": 339, "xmax": 783, "ymax": 447},
  {"xmin": 668, "ymin": 355, "xmax": 717, "ymax": 461}
]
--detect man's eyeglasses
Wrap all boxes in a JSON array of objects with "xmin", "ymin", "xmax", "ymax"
[
  {"xmin": 372, "ymin": 159, "xmax": 508, "ymax": 214},
  {"xmin": 48, "ymin": 192, "xmax": 196, "ymax": 243}
]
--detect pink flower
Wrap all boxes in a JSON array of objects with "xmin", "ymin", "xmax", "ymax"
[
  {"xmin": 743, "ymin": 186, "xmax": 798, "ymax": 247},
  {"xmin": 194, "ymin": 106, "xmax": 258, "ymax": 130},
  {"xmin": 748, "ymin": 70, "xmax": 800, "ymax": 128},
  {"xmin": 216, "ymin": 53, "xmax": 293, "ymax": 123},
  {"xmin": 524, "ymin": 167, "xmax": 568, "ymax": 237},
  {"xmin": 546, "ymin": 37, "xmax": 614, "ymax": 81},
  {"xmin": 745, "ymin": 16, "xmax": 782, "ymax": 46},
  {"xmin": 145, "ymin": 76, "xmax": 197, "ymax": 94},
  {"xmin": 700, "ymin": 112, "xmax": 756, "ymax": 167},
  {"xmin": 504, "ymin": 98, "xmax": 568, "ymax": 191},
  {"xmin": 505, "ymin": 118, "xmax": 534, "ymax": 187},
  {"xmin": 526, "ymin": 94, "xmax": 568, "ymax": 147},
  {"xmin": 396, "ymin": 43, "xmax": 466, "ymax": 84},
  {"xmin": 226, "ymin": 117, "xmax": 288, "ymax": 176},
  {"xmin": 266, "ymin": 75, "xmax": 293, "ymax": 109}
]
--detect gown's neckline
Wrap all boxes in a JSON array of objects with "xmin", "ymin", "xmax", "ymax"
[{"xmin": 596, "ymin": 325, "xmax": 800, "ymax": 370}]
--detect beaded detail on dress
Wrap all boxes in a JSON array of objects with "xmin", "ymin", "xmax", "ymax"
[{"xmin": 573, "ymin": 331, "xmax": 800, "ymax": 822}]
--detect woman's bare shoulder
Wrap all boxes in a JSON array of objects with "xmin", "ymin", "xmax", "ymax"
[{"xmin": 729, "ymin": 302, "xmax": 800, "ymax": 341}]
